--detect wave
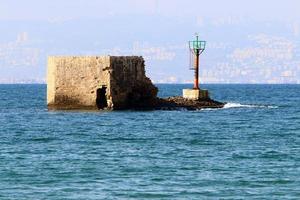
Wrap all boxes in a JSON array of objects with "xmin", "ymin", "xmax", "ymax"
[{"xmin": 223, "ymin": 102, "xmax": 278, "ymax": 109}]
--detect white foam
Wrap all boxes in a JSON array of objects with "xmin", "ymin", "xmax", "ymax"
[
  {"xmin": 223, "ymin": 102, "xmax": 278, "ymax": 109},
  {"xmin": 266, "ymin": 105, "xmax": 279, "ymax": 109},
  {"xmin": 223, "ymin": 102, "xmax": 255, "ymax": 108},
  {"xmin": 200, "ymin": 108, "xmax": 216, "ymax": 111}
]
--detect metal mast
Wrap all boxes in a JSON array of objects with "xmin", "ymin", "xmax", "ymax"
[{"xmin": 189, "ymin": 34, "xmax": 206, "ymax": 89}]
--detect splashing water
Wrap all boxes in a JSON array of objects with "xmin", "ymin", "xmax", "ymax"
[{"xmin": 223, "ymin": 102, "xmax": 278, "ymax": 109}]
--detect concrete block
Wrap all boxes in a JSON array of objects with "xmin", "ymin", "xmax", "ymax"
[{"xmin": 182, "ymin": 89, "xmax": 209, "ymax": 100}]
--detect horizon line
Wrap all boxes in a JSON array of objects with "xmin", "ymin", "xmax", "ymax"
[{"xmin": 0, "ymin": 82, "xmax": 299, "ymax": 85}]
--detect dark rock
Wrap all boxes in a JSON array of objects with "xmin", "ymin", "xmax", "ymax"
[{"xmin": 130, "ymin": 96, "xmax": 225, "ymax": 111}]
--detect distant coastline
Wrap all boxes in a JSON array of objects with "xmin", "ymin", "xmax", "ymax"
[
  {"xmin": 0, "ymin": 82, "xmax": 299, "ymax": 85},
  {"xmin": 0, "ymin": 77, "xmax": 299, "ymax": 85}
]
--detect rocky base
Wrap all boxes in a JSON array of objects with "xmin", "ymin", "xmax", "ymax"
[
  {"xmin": 130, "ymin": 96, "xmax": 225, "ymax": 111},
  {"xmin": 48, "ymin": 97, "xmax": 224, "ymax": 111}
]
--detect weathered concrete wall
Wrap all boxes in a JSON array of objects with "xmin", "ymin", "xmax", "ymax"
[
  {"xmin": 47, "ymin": 56, "xmax": 157, "ymax": 110},
  {"xmin": 109, "ymin": 56, "xmax": 157, "ymax": 109},
  {"xmin": 47, "ymin": 56, "xmax": 111, "ymax": 109}
]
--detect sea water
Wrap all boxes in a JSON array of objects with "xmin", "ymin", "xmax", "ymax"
[{"xmin": 0, "ymin": 84, "xmax": 299, "ymax": 199}]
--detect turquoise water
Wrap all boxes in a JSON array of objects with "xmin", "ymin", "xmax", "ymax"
[{"xmin": 0, "ymin": 84, "xmax": 299, "ymax": 199}]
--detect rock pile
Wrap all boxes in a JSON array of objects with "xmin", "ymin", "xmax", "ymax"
[{"xmin": 129, "ymin": 96, "xmax": 225, "ymax": 111}]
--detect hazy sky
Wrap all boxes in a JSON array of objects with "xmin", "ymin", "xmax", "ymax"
[
  {"xmin": 1, "ymin": 0, "xmax": 299, "ymax": 21},
  {"xmin": 0, "ymin": 0, "xmax": 300, "ymax": 83}
]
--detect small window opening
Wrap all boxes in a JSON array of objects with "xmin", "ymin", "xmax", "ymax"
[{"xmin": 96, "ymin": 86, "xmax": 108, "ymax": 109}]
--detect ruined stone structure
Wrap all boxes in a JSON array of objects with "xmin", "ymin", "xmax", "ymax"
[{"xmin": 47, "ymin": 56, "xmax": 157, "ymax": 110}]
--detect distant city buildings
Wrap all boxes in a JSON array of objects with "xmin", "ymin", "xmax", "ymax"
[
  {"xmin": 0, "ymin": 25, "xmax": 300, "ymax": 84},
  {"xmin": 0, "ymin": 32, "xmax": 40, "ymax": 69}
]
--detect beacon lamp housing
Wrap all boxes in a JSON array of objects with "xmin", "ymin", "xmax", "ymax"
[{"xmin": 189, "ymin": 40, "xmax": 206, "ymax": 53}]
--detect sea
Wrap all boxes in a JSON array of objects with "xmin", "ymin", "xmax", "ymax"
[{"xmin": 0, "ymin": 84, "xmax": 299, "ymax": 199}]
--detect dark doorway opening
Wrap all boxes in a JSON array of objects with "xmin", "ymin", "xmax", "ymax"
[{"xmin": 96, "ymin": 86, "xmax": 108, "ymax": 109}]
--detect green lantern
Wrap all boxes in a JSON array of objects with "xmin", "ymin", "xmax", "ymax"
[{"xmin": 189, "ymin": 34, "xmax": 206, "ymax": 54}]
